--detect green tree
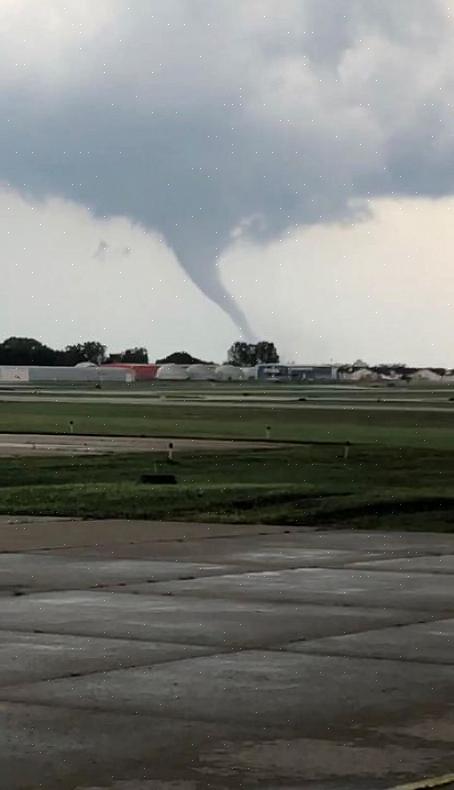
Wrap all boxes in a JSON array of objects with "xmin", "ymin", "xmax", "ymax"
[
  {"xmin": 0, "ymin": 337, "xmax": 57, "ymax": 366},
  {"xmin": 156, "ymin": 351, "xmax": 210, "ymax": 365},
  {"xmin": 63, "ymin": 341, "xmax": 107, "ymax": 365},
  {"xmin": 256, "ymin": 341, "xmax": 279, "ymax": 364},
  {"xmin": 119, "ymin": 347, "xmax": 149, "ymax": 363},
  {"xmin": 227, "ymin": 341, "xmax": 279, "ymax": 367},
  {"xmin": 227, "ymin": 342, "xmax": 256, "ymax": 367}
]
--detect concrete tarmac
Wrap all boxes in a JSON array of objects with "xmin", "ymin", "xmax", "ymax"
[{"xmin": 0, "ymin": 516, "xmax": 454, "ymax": 789}]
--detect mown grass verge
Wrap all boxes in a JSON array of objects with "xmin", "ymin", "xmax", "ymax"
[
  {"xmin": 3, "ymin": 399, "xmax": 454, "ymax": 447},
  {"xmin": 2, "ymin": 445, "xmax": 454, "ymax": 530}
]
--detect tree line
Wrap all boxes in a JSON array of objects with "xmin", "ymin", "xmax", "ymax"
[
  {"xmin": 0, "ymin": 336, "xmax": 279, "ymax": 367},
  {"xmin": 0, "ymin": 337, "xmax": 148, "ymax": 366},
  {"xmin": 227, "ymin": 341, "xmax": 279, "ymax": 367}
]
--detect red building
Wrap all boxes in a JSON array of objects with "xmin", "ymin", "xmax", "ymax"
[{"xmin": 102, "ymin": 363, "xmax": 158, "ymax": 381}]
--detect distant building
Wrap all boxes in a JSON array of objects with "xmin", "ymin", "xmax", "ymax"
[
  {"xmin": 215, "ymin": 365, "xmax": 244, "ymax": 381},
  {"xmin": 102, "ymin": 363, "xmax": 158, "ymax": 381},
  {"xmin": 256, "ymin": 364, "xmax": 338, "ymax": 382},
  {"xmin": 410, "ymin": 369, "xmax": 443, "ymax": 382},
  {"xmin": 338, "ymin": 367, "xmax": 380, "ymax": 382},
  {"xmin": 338, "ymin": 364, "xmax": 449, "ymax": 383},
  {"xmin": 241, "ymin": 366, "xmax": 258, "ymax": 380},
  {"xmin": 156, "ymin": 364, "xmax": 189, "ymax": 381},
  {"xmin": 0, "ymin": 366, "xmax": 29, "ymax": 383},
  {"xmin": 0, "ymin": 366, "xmax": 134, "ymax": 383},
  {"xmin": 187, "ymin": 364, "xmax": 217, "ymax": 381}
]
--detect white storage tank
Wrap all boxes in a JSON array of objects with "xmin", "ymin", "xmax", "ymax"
[
  {"xmin": 0, "ymin": 366, "xmax": 30, "ymax": 383},
  {"xmin": 187, "ymin": 364, "xmax": 216, "ymax": 381},
  {"xmin": 411, "ymin": 369, "xmax": 442, "ymax": 382},
  {"xmin": 241, "ymin": 366, "xmax": 258, "ymax": 380},
  {"xmin": 215, "ymin": 365, "xmax": 243, "ymax": 381},
  {"xmin": 27, "ymin": 366, "xmax": 133, "ymax": 383},
  {"xmin": 156, "ymin": 364, "xmax": 189, "ymax": 381}
]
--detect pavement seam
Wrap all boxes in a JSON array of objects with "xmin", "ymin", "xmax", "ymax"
[
  {"xmin": 0, "ymin": 566, "xmax": 257, "ymax": 595},
  {"xmin": 126, "ymin": 585, "xmax": 454, "ymax": 610},
  {"xmin": 0, "ymin": 646, "xmax": 237, "ymax": 690},
  {"xmin": 344, "ymin": 565, "xmax": 454, "ymax": 575},
  {"xmin": 8, "ymin": 561, "xmax": 451, "ymax": 595},
  {"xmin": 0, "ymin": 624, "xmax": 236, "ymax": 647},
  {"xmin": 223, "ymin": 619, "xmax": 445, "ymax": 651},
  {"xmin": 270, "ymin": 647, "xmax": 454, "ymax": 667},
  {"xmin": 0, "ymin": 527, "xmax": 296, "ymax": 553},
  {"xmin": 0, "ymin": 623, "xmax": 440, "ymax": 652},
  {"xmin": 0, "ymin": 695, "xmax": 306, "ymax": 735},
  {"xmin": 388, "ymin": 774, "xmax": 454, "ymax": 789},
  {"xmin": 2, "ymin": 647, "xmax": 452, "ymax": 705}
]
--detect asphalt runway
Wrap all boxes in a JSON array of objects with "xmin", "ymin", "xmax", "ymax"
[
  {"xmin": 3, "ymin": 388, "xmax": 454, "ymax": 414},
  {"xmin": 3, "ymin": 395, "xmax": 454, "ymax": 413},
  {"xmin": 0, "ymin": 516, "xmax": 453, "ymax": 788},
  {"xmin": 0, "ymin": 433, "xmax": 279, "ymax": 456}
]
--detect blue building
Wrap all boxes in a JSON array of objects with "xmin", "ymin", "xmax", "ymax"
[{"xmin": 256, "ymin": 364, "xmax": 338, "ymax": 382}]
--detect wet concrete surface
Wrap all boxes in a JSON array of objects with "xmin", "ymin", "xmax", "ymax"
[
  {"xmin": 352, "ymin": 554, "xmax": 454, "ymax": 573},
  {"xmin": 0, "ymin": 591, "xmax": 429, "ymax": 648},
  {"xmin": 4, "ymin": 650, "xmax": 453, "ymax": 727},
  {"xmin": 284, "ymin": 619, "xmax": 454, "ymax": 664},
  {"xmin": 150, "ymin": 566, "xmax": 454, "ymax": 610},
  {"xmin": 0, "ymin": 553, "xmax": 232, "ymax": 593},
  {"xmin": 0, "ymin": 518, "xmax": 454, "ymax": 789},
  {"xmin": 0, "ymin": 630, "xmax": 211, "ymax": 685}
]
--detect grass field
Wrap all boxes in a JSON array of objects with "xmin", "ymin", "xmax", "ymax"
[
  {"xmin": 2, "ymin": 399, "xmax": 454, "ymax": 447},
  {"xmin": 3, "ymin": 387, "xmax": 454, "ymax": 529},
  {"xmin": 1, "ymin": 443, "xmax": 454, "ymax": 530}
]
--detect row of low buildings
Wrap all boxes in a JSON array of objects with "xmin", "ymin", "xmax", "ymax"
[
  {"xmin": 0, "ymin": 363, "xmax": 134, "ymax": 384},
  {"xmin": 154, "ymin": 363, "xmax": 454, "ymax": 384},
  {"xmin": 0, "ymin": 361, "xmax": 452, "ymax": 385},
  {"xmin": 254, "ymin": 363, "xmax": 454, "ymax": 383},
  {"xmin": 337, "ymin": 365, "xmax": 454, "ymax": 383},
  {"xmin": 0, "ymin": 361, "xmax": 338, "ymax": 383},
  {"xmin": 0, "ymin": 362, "xmax": 245, "ymax": 384}
]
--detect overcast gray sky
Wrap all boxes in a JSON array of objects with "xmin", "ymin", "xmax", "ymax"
[{"xmin": 2, "ymin": 0, "xmax": 454, "ymax": 364}]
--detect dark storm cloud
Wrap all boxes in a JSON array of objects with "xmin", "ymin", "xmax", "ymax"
[{"xmin": 0, "ymin": 0, "xmax": 453, "ymax": 334}]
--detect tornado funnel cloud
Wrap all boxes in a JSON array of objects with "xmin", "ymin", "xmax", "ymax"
[
  {"xmin": 175, "ymin": 247, "xmax": 256, "ymax": 341},
  {"xmin": 208, "ymin": 282, "xmax": 257, "ymax": 343}
]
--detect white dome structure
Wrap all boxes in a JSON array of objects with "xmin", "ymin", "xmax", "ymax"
[
  {"xmin": 241, "ymin": 366, "xmax": 257, "ymax": 380},
  {"xmin": 411, "ymin": 369, "xmax": 442, "ymax": 382},
  {"xmin": 75, "ymin": 361, "xmax": 98, "ymax": 368},
  {"xmin": 349, "ymin": 368, "xmax": 379, "ymax": 382},
  {"xmin": 215, "ymin": 365, "xmax": 244, "ymax": 381},
  {"xmin": 187, "ymin": 364, "xmax": 216, "ymax": 381},
  {"xmin": 156, "ymin": 364, "xmax": 189, "ymax": 381}
]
